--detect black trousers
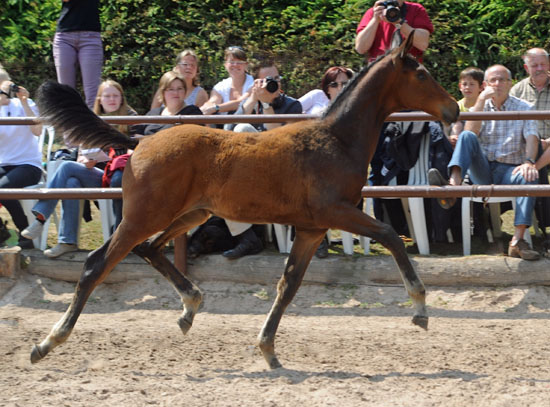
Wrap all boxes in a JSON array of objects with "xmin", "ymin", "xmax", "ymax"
[{"xmin": 0, "ymin": 164, "xmax": 42, "ymax": 232}]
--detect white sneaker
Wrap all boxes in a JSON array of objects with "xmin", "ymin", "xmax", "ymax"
[
  {"xmin": 21, "ymin": 220, "xmax": 44, "ymax": 240},
  {"xmin": 44, "ymin": 243, "xmax": 78, "ymax": 258}
]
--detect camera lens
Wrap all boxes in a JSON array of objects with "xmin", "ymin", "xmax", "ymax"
[
  {"xmin": 385, "ymin": 7, "xmax": 400, "ymax": 22},
  {"xmin": 265, "ymin": 79, "xmax": 279, "ymax": 93}
]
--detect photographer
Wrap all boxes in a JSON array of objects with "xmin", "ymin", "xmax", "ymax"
[
  {"xmin": 0, "ymin": 79, "xmax": 43, "ymax": 248},
  {"xmin": 232, "ymin": 61, "xmax": 302, "ymax": 131},
  {"xmin": 355, "ymin": 0, "xmax": 433, "ymax": 63},
  {"xmin": 189, "ymin": 62, "xmax": 301, "ymax": 260}
]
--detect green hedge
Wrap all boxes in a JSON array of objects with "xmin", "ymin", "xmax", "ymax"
[{"xmin": 1, "ymin": 0, "xmax": 549, "ymax": 113}]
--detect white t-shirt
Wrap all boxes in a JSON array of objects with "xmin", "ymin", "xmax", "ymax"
[
  {"xmin": 213, "ymin": 73, "xmax": 254, "ymax": 114},
  {"xmin": 298, "ymin": 89, "xmax": 329, "ymax": 115},
  {"xmin": 0, "ymin": 98, "xmax": 42, "ymax": 168}
]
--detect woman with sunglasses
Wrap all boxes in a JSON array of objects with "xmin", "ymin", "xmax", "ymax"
[
  {"xmin": 201, "ymin": 46, "xmax": 254, "ymax": 116},
  {"xmin": 0, "ymin": 79, "xmax": 43, "ymax": 249},
  {"xmin": 299, "ymin": 66, "xmax": 354, "ymax": 115},
  {"xmin": 150, "ymin": 49, "xmax": 208, "ymax": 110}
]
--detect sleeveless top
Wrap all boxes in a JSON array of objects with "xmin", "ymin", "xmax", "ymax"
[
  {"xmin": 185, "ymin": 86, "xmax": 204, "ymax": 106},
  {"xmin": 212, "ymin": 74, "xmax": 254, "ymax": 115}
]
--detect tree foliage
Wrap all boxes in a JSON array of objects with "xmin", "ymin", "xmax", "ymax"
[{"xmin": 1, "ymin": 0, "xmax": 549, "ymax": 112}]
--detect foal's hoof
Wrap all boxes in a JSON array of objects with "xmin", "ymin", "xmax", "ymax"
[
  {"xmin": 412, "ymin": 315, "xmax": 429, "ymax": 330},
  {"xmin": 178, "ymin": 317, "xmax": 193, "ymax": 335},
  {"xmin": 267, "ymin": 356, "xmax": 283, "ymax": 370},
  {"xmin": 30, "ymin": 344, "xmax": 44, "ymax": 364}
]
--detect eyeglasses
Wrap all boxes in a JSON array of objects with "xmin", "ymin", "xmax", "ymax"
[
  {"xmin": 227, "ymin": 45, "xmax": 245, "ymax": 52},
  {"xmin": 0, "ymin": 90, "xmax": 10, "ymax": 97},
  {"xmin": 328, "ymin": 81, "xmax": 348, "ymax": 88},
  {"xmin": 487, "ymin": 77, "xmax": 511, "ymax": 85},
  {"xmin": 227, "ymin": 60, "xmax": 247, "ymax": 66},
  {"xmin": 177, "ymin": 63, "xmax": 196, "ymax": 68}
]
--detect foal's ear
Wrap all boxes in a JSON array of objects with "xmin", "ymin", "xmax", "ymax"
[{"xmin": 399, "ymin": 30, "xmax": 415, "ymax": 59}]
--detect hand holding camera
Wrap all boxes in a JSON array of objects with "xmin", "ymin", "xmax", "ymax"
[{"xmin": 373, "ymin": 0, "xmax": 401, "ymax": 23}]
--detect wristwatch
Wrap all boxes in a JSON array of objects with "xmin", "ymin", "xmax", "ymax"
[
  {"xmin": 214, "ymin": 104, "xmax": 220, "ymax": 113},
  {"xmin": 261, "ymin": 101, "xmax": 272, "ymax": 110},
  {"xmin": 525, "ymin": 157, "xmax": 536, "ymax": 165}
]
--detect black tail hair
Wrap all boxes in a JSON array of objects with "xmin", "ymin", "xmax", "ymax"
[{"xmin": 36, "ymin": 81, "xmax": 138, "ymax": 150}]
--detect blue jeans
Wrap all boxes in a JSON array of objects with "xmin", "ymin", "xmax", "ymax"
[
  {"xmin": 448, "ymin": 130, "xmax": 536, "ymax": 226},
  {"xmin": 110, "ymin": 169, "xmax": 123, "ymax": 230},
  {"xmin": 33, "ymin": 161, "xmax": 103, "ymax": 244}
]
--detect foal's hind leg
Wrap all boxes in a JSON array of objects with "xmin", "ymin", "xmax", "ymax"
[
  {"xmin": 31, "ymin": 223, "xmax": 148, "ymax": 363},
  {"xmin": 331, "ymin": 205, "xmax": 428, "ymax": 329},
  {"xmin": 258, "ymin": 228, "xmax": 326, "ymax": 369},
  {"xmin": 132, "ymin": 209, "xmax": 210, "ymax": 335}
]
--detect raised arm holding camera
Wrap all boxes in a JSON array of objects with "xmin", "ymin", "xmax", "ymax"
[{"xmin": 355, "ymin": 0, "xmax": 433, "ymax": 63}]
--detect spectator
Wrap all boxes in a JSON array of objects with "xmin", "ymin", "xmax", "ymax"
[
  {"xmin": 224, "ymin": 60, "xmax": 301, "ymax": 259},
  {"xmin": 428, "ymin": 65, "xmax": 540, "ymax": 260},
  {"xmin": 93, "ymin": 79, "xmax": 139, "ymax": 230},
  {"xmin": 53, "ymin": 0, "xmax": 103, "ymax": 109},
  {"xmin": 510, "ymin": 48, "xmax": 550, "ymax": 140},
  {"xmin": 0, "ymin": 80, "xmax": 43, "ymax": 249},
  {"xmin": 450, "ymin": 67, "xmax": 484, "ymax": 148},
  {"xmin": 134, "ymin": 71, "xmax": 202, "ymax": 136},
  {"xmin": 150, "ymin": 49, "xmax": 209, "ymax": 110},
  {"xmin": 355, "ymin": 0, "xmax": 433, "ymax": 63},
  {"xmin": 200, "ymin": 46, "xmax": 254, "ymax": 116},
  {"xmin": 188, "ymin": 61, "xmax": 302, "ymax": 260},
  {"xmin": 299, "ymin": 66, "xmax": 354, "ymax": 115}
]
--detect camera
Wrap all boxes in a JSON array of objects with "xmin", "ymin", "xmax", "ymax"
[
  {"xmin": 382, "ymin": 0, "xmax": 401, "ymax": 23},
  {"xmin": 8, "ymin": 83, "xmax": 19, "ymax": 98},
  {"xmin": 264, "ymin": 76, "xmax": 279, "ymax": 93}
]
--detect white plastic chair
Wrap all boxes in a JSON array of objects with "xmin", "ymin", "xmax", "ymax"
[
  {"xmin": 461, "ymin": 196, "xmax": 533, "ymax": 256},
  {"xmin": 20, "ymin": 126, "xmax": 56, "ymax": 249}
]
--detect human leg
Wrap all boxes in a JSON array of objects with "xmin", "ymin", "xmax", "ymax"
[
  {"xmin": 110, "ymin": 169, "xmax": 123, "ymax": 230},
  {"xmin": 447, "ymin": 130, "xmax": 493, "ymax": 185},
  {"xmin": 0, "ymin": 165, "xmax": 42, "ymax": 232},
  {"xmin": 53, "ymin": 32, "xmax": 78, "ymax": 89},
  {"xmin": 77, "ymin": 31, "xmax": 103, "ymax": 109},
  {"xmin": 222, "ymin": 220, "xmax": 263, "ymax": 259}
]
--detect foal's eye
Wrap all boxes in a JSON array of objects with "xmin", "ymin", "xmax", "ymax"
[{"xmin": 417, "ymin": 71, "xmax": 427, "ymax": 80}]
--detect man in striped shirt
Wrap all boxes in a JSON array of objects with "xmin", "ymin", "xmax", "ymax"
[{"xmin": 429, "ymin": 65, "xmax": 540, "ymax": 260}]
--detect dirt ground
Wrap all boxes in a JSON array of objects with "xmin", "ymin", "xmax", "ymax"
[{"xmin": 1, "ymin": 271, "xmax": 550, "ymax": 406}]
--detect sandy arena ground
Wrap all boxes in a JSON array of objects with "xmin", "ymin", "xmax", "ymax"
[{"xmin": 1, "ymin": 271, "xmax": 550, "ymax": 406}]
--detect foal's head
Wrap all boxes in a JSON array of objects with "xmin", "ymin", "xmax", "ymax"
[{"xmin": 386, "ymin": 32, "xmax": 459, "ymax": 124}]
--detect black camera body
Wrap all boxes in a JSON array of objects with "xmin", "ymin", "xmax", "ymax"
[
  {"xmin": 264, "ymin": 76, "xmax": 279, "ymax": 93},
  {"xmin": 382, "ymin": 0, "xmax": 401, "ymax": 23},
  {"xmin": 8, "ymin": 83, "xmax": 19, "ymax": 98}
]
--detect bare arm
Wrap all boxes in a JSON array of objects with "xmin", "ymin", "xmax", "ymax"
[
  {"xmin": 399, "ymin": 25, "xmax": 430, "ymax": 52},
  {"xmin": 17, "ymin": 87, "xmax": 42, "ymax": 136},
  {"xmin": 513, "ymin": 134, "xmax": 539, "ymax": 182},
  {"xmin": 464, "ymin": 87, "xmax": 496, "ymax": 135}
]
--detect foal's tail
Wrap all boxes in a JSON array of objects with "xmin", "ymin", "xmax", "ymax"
[{"xmin": 36, "ymin": 81, "xmax": 138, "ymax": 150}]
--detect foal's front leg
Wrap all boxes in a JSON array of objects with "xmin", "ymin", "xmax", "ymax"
[
  {"xmin": 258, "ymin": 228, "xmax": 326, "ymax": 369},
  {"xmin": 332, "ymin": 205, "xmax": 428, "ymax": 329}
]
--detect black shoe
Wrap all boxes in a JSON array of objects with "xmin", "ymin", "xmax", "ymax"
[
  {"xmin": 17, "ymin": 236, "xmax": 34, "ymax": 249},
  {"xmin": 427, "ymin": 168, "xmax": 456, "ymax": 209},
  {"xmin": 222, "ymin": 229, "xmax": 263, "ymax": 260},
  {"xmin": 187, "ymin": 242, "xmax": 202, "ymax": 259},
  {"xmin": 315, "ymin": 237, "xmax": 329, "ymax": 258},
  {"xmin": 0, "ymin": 218, "xmax": 11, "ymax": 247}
]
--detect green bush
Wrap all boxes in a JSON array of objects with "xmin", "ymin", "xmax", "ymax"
[{"xmin": 1, "ymin": 0, "xmax": 550, "ymax": 112}]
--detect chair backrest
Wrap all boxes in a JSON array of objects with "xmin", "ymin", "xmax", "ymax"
[{"xmin": 407, "ymin": 132, "xmax": 430, "ymax": 186}]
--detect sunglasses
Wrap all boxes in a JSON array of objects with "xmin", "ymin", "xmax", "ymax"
[
  {"xmin": 328, "ymin": 81, "xmax": 349, "ymax": 89},
  {"xmin": 0, "ymin": 90, "xmax": 10, "ymax": 97}
]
